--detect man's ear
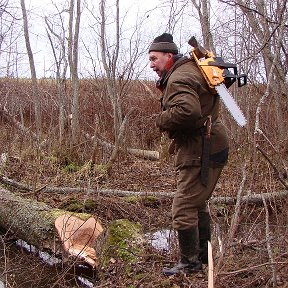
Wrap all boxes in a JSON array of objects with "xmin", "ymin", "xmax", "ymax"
[{"xmin": 167, "ymin": 53, "xmax": 173, "ymax": 59}]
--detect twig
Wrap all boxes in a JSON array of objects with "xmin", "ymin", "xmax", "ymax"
[
  {"xmin": 215, "ymin": 223, "xmax": 223, "ymax": 255},
  {"xmin": 0, "ymin": 235, "xmax": 8, "ymax": 286},
  {"xmin": 256, "ymin": 145, "xmax": 288, "ymax": 189},
  {"xmin": 262, "ymin": 195, "xmax": 277, "ymax": 287},
  {"xmin": 218, "ymin": 261, "xmax": 288, "ymax": 276},
  {"xmin": 215, "ymin": 161, "xmax": 247, "ymax": 276},
  {"xmin": 139, "ymin": 80, "xmax": 157, "ymax": 99},
  {"xmin": 227, "ymin": 162, "xmax": 247, "ymax": 244},
  {"xmin": 0, "ymin": 106, "xmax": 47, "ymax": 148},
  {"xmin": 253, "ymin": 0, "xmax": 287, "ymax": 137}
]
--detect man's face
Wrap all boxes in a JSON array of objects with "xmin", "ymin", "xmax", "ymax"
[{"xmin": 149, "ymin": 51, "xmax": 172, "ymax": 77}]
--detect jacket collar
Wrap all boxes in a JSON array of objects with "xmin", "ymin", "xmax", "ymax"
[{"xmin": 156, "ymin": 55, "xmax": 190, "ymax": 91}]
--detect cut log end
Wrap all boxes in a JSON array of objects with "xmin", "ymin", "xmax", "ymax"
[{"xmin": 55, "ymin": 214, "xmax": 103, "ymax": 268}]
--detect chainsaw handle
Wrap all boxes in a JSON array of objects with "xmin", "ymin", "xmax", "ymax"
[
  {"xmin": 223, "ymin": 67, "xmax": 247, "ymax": 88},
  {"xmin": 237, "ymin": 74, "xmax": 247, "ymax": 87}
]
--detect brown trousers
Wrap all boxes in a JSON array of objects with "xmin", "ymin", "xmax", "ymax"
[{"xmin": 172, "ymin": 166, "xmax": 223, "ymax": 230}]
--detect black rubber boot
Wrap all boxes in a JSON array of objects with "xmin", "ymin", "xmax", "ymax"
[
  {"xmin": 162, "ymin": 227, "xmax": 202, "ymax": 276},
  {"xmin": 198, "ymin": 211, "xmax": 211, "ymax": 264}
]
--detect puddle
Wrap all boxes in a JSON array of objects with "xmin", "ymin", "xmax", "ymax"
[
  {"xmin": 77, "ymin": 276, "xmax": 94, "ymax": 288},
  {"xmin": 73, "ymin": 264, "xmax": 98, "ymax": 288},
  {"xmin": 146, "ymin": 229, "xmax": 177, "ymax": 251},
  {"xmin": 14, "ymin": 239, "xmax": 97, "ymax": 287},
  {"xmin": 16, "ymin": 239, "xmax": 62, "ymax": 266}
]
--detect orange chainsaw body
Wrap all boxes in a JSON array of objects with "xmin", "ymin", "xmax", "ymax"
[{"xmin": 191, "ymin": 49, "xmax": 225, "ymax": 92}]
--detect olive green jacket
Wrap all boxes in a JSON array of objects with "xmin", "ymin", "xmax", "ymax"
[{"xmin": 156, "ymin": 56, "xmax": 229, "ymax": 169}]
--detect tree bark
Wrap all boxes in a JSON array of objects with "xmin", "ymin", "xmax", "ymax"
[
  {"xmin": 68, "ymin": 0, "xmax": 81, "ymax": 145},
  {"xmin": 191, "ymin": 0, "xmax": 215, "ymax": 52},
  {"xmin": 20, "ymin": 0, "xmax": 42, "ymax": 139},
  {"xmin": 0, "ymin": 187, "xmax": 103, "ymax": 267}
]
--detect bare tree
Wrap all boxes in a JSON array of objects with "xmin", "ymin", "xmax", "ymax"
[
  {"xmin": 164, "ymin": 0, "xmax": 187, "ymax": 35},
  {"xmin": 98, "ymin": 0, "xmax": 129, "ymax": 171},
  {"xmin": 0, "ymin": 0, "xmax": 19, "ymax": 77},
  {"xmin": 220, "ymin": 0, "xmax": 288, "ymax": 179},
  {"xmin": 231, "ymin": 0, "xmax": 287, "ymax": 80},
  {"xmin": 20, "ymin": 0, "xmax": 42, "ymax": 140},
  {"xmin": 190, "ymin": 0, "xmax": 215, "ymax": 52},
  {"xmin": 45, "ymin": 12, "xmax": 69, "ymax": 145},
  {"xmin": 162, "ymin": 0, "xmax": 215, "ymax": 51},
  {"xmin": 44, "ymin": 0, "xmax": 83, "ymax": 147},
  {"xmin": 99, "ymin": 0, "xmax": 121, "ymax": 140},
  {"xmin": 68, "ymin": 0, "xmax": 81, "ymax": 145},
  {"xmin": 85, "ymin": 0, "xmax": 148, "ymax": 172}
]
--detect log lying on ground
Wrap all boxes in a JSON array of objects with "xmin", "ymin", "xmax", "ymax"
[
  {"xmin": 0, "ymin": 187, "xmax": 103, "ymax": 267},
  {"xmin": 0, "ymin": 175, "xmax": 287, "ymax": 205},
  {"xmin": 85, "ymin": 133, "xmax": 160, "ymax": 161}
]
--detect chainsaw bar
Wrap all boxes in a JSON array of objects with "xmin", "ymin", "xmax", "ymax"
[{"xmin": 215, "ymin": 84, "xmax": 247, "ymax": 127}]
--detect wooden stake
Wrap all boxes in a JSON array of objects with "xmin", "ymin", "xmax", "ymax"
[{"xmin": 208, "ymin": 240, "xmax": 214, "ymax": 288}]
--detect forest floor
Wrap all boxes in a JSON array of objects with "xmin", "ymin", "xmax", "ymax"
[{"xmin": 0, "ymin": 153, "xmax": 288, "ymax": 288}]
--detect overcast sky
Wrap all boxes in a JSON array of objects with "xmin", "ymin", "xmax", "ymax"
[
  {"xmin": 21, "ymin": 0, "xmax": 169, "ymax": 79},
  {"xmin": 2, "ymin": 0, "xmax": 200, "ymax": 79}
]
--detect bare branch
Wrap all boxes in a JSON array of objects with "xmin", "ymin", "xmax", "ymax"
[{"xmin": 219, "ymin": 0, "xmax": 288, "ymax": 28}]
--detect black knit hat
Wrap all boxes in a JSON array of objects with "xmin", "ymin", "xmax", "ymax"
[{"xmin": 148, "ymin": 33, "xmax": 178, "ymax": 54}]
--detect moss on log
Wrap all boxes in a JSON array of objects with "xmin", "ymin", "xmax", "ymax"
[{"xmin": 101, "ymin": 219, "xmax": 145, "ymax": 267}]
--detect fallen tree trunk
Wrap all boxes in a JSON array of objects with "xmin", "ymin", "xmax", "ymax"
[
  {"xmin": 85, "ymin": 133, "xmax": 160, "ymax": 161},
  {"xmin": 0, "ymin": 187, "xmax": 103, "ymax": 267},
  {"xmin": 0, "ymin": 175, "xmax": 287, "ymax": 205}
]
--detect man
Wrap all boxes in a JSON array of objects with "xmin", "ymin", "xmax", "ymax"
[{"xmin": 148, "ymin": 33, "xmax": 229, "ymax": 276}]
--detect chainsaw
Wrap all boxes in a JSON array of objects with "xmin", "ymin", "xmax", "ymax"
[{"xmin": 188, "ymin": 36, "xmax": 247, "ymax": 127}]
